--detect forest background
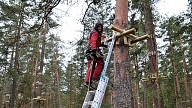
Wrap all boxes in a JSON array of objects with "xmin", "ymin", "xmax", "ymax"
[{"xmin": 0, "ymin": 0, "xmax": 191, "ymax": 108}]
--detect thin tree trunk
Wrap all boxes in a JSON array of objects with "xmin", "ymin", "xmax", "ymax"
[
  {"xmin": 110, "ymin": 86, "xmax": 113, "ymax": 108},
  {"xmin": 143, "ymin": 81, "xmax": 147, "ymax": 108},
  {"xmin": 70, "ymin": 65, "xmax": 73, "ymax": 108},
  {"xmin": 180, "ymin": 36, "xmax": 190, "ymax": 107},
  {"xmin": 36, "ymin": 27, "xmax": 46, "ymax": 108},
  {"xmin": 179, "ymin": 36, "xmax": 190, "ymax": 107},
  {"xmin": 5, "ymin": 46, "xmax": 15, "ymax": 108},
  {"xmin": 0, "ymin": 46, "xmax": 9, "ymax": 108},
  {"xmin": 143, "ymin": 59, "xmax": 147, "ymax": 108},
  {"xmin": 113, "ymin": 0, "xmax": 133, "ymax": 107},
  {"xmin": 175, "ymin": 75, "xmax": 181, "ymax": 107},
  {"xmin": 0, "ymin": 73, "xmax": 5, "ymax": 108},
  {"xmin": 134, "ymin": 82, "xmax": 137, "ymax": 108},
  {"xmin": 46, "ymin": 94, "xmax": 48, "ymax": 108},
  {"xmin": 10, "ymin": 6, "xmax": 22, "ymax": 107},
  {"xmin": 174, "ymin": 76, "xmax": 179, "ymax": 108},
  {"xmin": 31, "ymin": 55, "xmax": 39, "ymax": 108},
  {"xmin": 135, "ymin": 54, "xmax": 141, "ymax": 108},
  {"xmin": 36, "ymin": 2, "xmax": 49, "ymax": 107},
  {"xmin": 1, "ymin": 61, "xmax": 8, "ymax": 108},
  {"xmin": 54, "ymin": 49, "xmax": 61, "ymax": 108},
  {"xmin": 49, "ymin": 82, "xmax": 53, "ymax": 108},
  {"xmin": 189, "ymin": 0, "xmax": 192, "ymax": 103},
  {"xmin": 170, "ymin": 41, "xmax": 182, "ymax": 108},
  {"xmin": 5, "ymin": 81, "xmax": 11, "ymax": 108}
]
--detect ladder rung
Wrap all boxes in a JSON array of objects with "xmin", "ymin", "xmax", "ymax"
[
  {"xmin": 84, "ymin": 101, "xmax": 93, "ymax": 105},
  {"xmin": 88, "ymin": 90, "xmax": 96, "ymax": 95}
]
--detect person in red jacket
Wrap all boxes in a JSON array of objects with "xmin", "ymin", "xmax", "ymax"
[{"xmin": 84, "ymin": 22, "xmax": 107, "ymax": 90}]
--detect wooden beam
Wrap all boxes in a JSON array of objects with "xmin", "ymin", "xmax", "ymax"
[
  {"xmin": 107, "ymin": 28, "xmax": 136, "ymax": 42},
  {"xmin": 33, "ymin": 96, "xmax": 46, "ymax": 101},
  {"xmin": 109, "ymin": 25, "xmax": 123, "ymax": 33},
  {"xmin": 116, "ymin": 32, "xmax": 120, "ymax": 44},
  {"xmin": 116, "ymin": 28, "xmax": 136, "ymax": 38},
  {"xmin": 131, "ymin": 34, "xmax": 150, "ymax": 44},
  {"xmin": 124, "ymin": 36, "xmax": 128, "ymax": 44},
  {"xmin": 128, "ymin": 34, "xmax": 137, "ymax": 39},
  {"xmin": 127, "ymin": 38, "xmax": 132, "ymax": 46},
  {"xmin": 116, "ymin": 38, "xmax": 120, "ymax": 44}
]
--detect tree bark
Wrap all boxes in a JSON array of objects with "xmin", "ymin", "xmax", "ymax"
[
  {"xmin": 170, "ymin": 41, "xmax": 182, "ymax": 108},
  {"xmin": 143, "ymin": 79, "xmax": 147, "ymax": 108},
  {"xmin": 179, "ymin": 36, "xmax": 190, "ymax": 107},
  {"xmin": 31, "ymin": 55, "xmax": 39, "ymax": 108},
  {"xmin": 54, "ymin": 48, "xmax": 61, "ymax": 108},
  {"xmin": 142, "ymin": 59, "xmax": 147, "ymax": 108},
  {"xmin": 135, "ymin": 54, "xmax": 141, "ymax": 108},
  {"xmin": 188, "ymin": 0, "xmax": 192, "ymax": 104},
  {"xmin": 10, "ymin": 6, "xmax": 22, "ymax": 108},
  {"xmin": 142, "ymin": 0, "xmax": 163, "ymax": 107},
  {"xmin": 113, "ymin": 0, "xmax": 134, "ymax": 107}
]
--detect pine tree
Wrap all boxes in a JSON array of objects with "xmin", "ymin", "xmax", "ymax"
[{"xmin": 0, "ymin": 0, "xmax": 65, "ymax": 107}]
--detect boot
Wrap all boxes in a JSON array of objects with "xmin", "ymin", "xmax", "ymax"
[{"xmin": 83, "ymin": 82, "xmax": 96, "ymax": 90}]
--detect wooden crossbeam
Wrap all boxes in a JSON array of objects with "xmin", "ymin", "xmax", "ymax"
[
  {"xmin": 106, "ymin": 27, "xmax": 136, "ymax": 42},
  {"xmin": 109, "ymin": 25, "xmax": 124, "ymax": 33},
  {"xmin": 103, "ymin": 25, "xmax": 149, "ymax": 46},
  {"xmin": 33, "ymin": 96, "xmax": 46, "ymax": 101},
  {"xmin": 131, "ymin": 34, "xmax": 150, "ymax": 44},
  {"xmin": 128, "ymin": 34, "xmax": 137, "ymax": 39},
  {"xmin": 142, "ymin": 74, "xmax": 168, "ymax": 82},
  {"xmin": 116, "ymin": 28, "xmax": 136, "ymax": 38}
]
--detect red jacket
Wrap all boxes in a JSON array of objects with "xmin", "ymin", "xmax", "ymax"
[{"xmin": 88, "ymin": 30, "xmax": 102, "ymax": 50}]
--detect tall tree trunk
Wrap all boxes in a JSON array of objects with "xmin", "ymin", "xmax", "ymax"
[
  {"xmin": 188, "ymin": 0, "xmax": 192, "ymax": 102},
  {"xmin": 36, "ymin": 5, "xmax": 49, "ymax": 108},
  {"xmin": 54, "ymin": 48, "xmax": 61, "ymax": 108},
  {"xmin": 10, "ymin": 6, "xmax": 22, "ymax": 108},
  {"xmin": 142, "ymin": 59, "xmax": 147, "ymax": 108},
  {"xmin": 0, "ymin": 74, "xmax": 4, "ymax": 108},
  {"xmin": 48, "ymin": 81, "xmax": 53, "ymax": 108},
  {"xmin": 70, "ymin": 65, "xmax": 73, "ymax": 108},
  {"xmin": 1, "ymin": 60, "xmax": 8, "ymax": 108},
  {"xmin": 143, "ymin": 79, "xmax": 147, "ymax": 108},
  {"xmin": 31, "ymin": 42, "xmax": 39, "ymax": 108},
  {"xmin": 6, "ymin": 81, "xmax": 11, "ymax": 108},
  {"xmin": 170, "ymin": 41, "xmax": 182, "ymax": 108},
  {"xmin": 179, "ymin": 36, "xmax": 190, "ymax": 107},
  {"xmin": 135, "ymin": 54, "xmax": 141, "ymax": 108},
  {"xmin": 113, "ymin": 0, "xmax": 133, "ymax": 107},
  {"xmin": 6, "ymin": 46, "xmax": 15, "ymax": 108},
  {"xmin": 31, "ymin": 54, "xmax": 39, "ymax": 108},
  {"xmin": 36, "ymin": 24, "xmax": 47, "ymax": 108},
  {"xmin": 133, "ymin": 82, "xmax": 137, "ymax": 108},
  {"xmin": 142, "ymin": 0, "xmax": 163, "ymax": 107},
  {"xmin": 0, "ymin": 46, "xmax": 8, "ymax": 108}
]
